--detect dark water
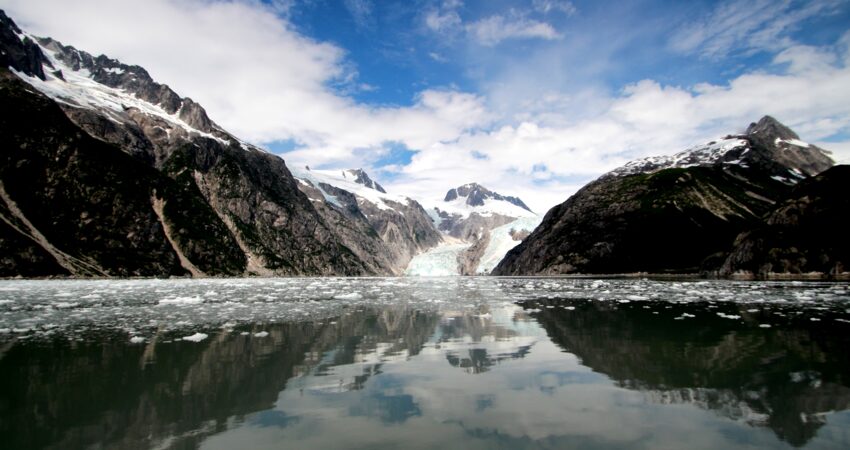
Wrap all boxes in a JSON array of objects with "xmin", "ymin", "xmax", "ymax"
[{"xmin": 1, "ymin": 278, "xmax": 849, "ymax": 449}]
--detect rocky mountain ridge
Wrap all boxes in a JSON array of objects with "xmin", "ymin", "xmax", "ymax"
[
  {"xmin": 0, "ymin": 10, "xmax": 437, "ymax": 277},
  {"xmin": 494, "ymin": 116, "xmax": 845, "ymax": 278}
]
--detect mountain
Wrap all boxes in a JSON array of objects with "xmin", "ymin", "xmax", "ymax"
[
  {"xmin": 0, "ymin": 10, "xmax": 432, "ymax": 277},
  {"xmin": 720, "ymin": 165, "xmax": 850, "ymax": 277},
  {"xmin": 431, "ymin": 182, "xmax": 536, "ymax": 241},
  {"xmin": 493, "ymin": 116, "xmax": 838, "ymax": 276},
  {"xmin": 290, "ymin": 167, "xmax": 442, "ymax": 274},
  {"xmin": 404, "ymin": 183, "xmax": 540, "ymax": 275}
]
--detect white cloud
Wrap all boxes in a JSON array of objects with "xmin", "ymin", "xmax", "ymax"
[
  {"xmin": 343, "ymin": 0, "xmax": 374, "ymax": 30},
  {"xmin": 532, "ymin": 0, "xmax": 576, "ymax": 16},
  {"xmin": 425, "ymin": 9, "xmax": 462, "ymax": 32},
  {"xmin": 466, "ymin": 15, "xmax": 561, "ymax": 46},
  {"xmin": 670, "ymin": 0, "xmax": 843, "ymax": 59}
]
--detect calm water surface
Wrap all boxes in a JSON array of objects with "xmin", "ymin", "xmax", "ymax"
[{"xmin": 1, "ymin": 277, "xmax": 849, "ymax": 449}]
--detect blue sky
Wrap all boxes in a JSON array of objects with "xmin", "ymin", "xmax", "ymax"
[{"xmin": 4, "ymin": 0, "xmax": 850, "ymax": 211}]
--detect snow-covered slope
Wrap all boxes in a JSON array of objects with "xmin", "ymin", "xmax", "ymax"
[
  {"xmin": 432, "ymin": 183, "xmax": 536, "ymax": 220},
  {"xmin": 290, "ymin": 166, "xmax": 444, "ymax": 273},
  {"xmin": 289, "ymin": 167, "xmax": 414, "ymax": 212},
  {"xmin": 476, "ymin": 216, "xmax": 543, "ymax": 274},
  {"xmin": 603, "ymin": 116, "xmax": 833, "ymax": 183},
  {"xmin": 604, "ymin": 136, "xmax": 750, "ymax": 179},
  {"xmin": 407, "ymin": 183, "xmax": 541, "ymax": 276}
]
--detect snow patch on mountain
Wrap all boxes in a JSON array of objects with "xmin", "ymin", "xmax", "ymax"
[
  {"xmin": 605, "ymin": 136, "xmax": 750, "ymax": 179},
  {"xmin": 10, "ymin": 35, "xmax": 228, "ymax": 145},
  {"xmin": 434, "ymin": 194, "xmax": 538, "ymax": 219},
  {"xmin": 290, "ymin": 166, "xmax": 412, "ymax": 212}
]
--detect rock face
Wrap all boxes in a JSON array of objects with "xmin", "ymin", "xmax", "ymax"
[
  {"xmin": 290, "ymin": 167, "xmax": 443, "ymax": 274},
  {"xmin": 493, "ymin": 116, "xmax": 836, "ymax": 276},
  {"xmin": 444, "ymin": 183, "xmax": 531, "ymax": 211},
  {"xmin": 720, "ymin": 165, "xmax": 850, "ymax": 277},
  {"xmin": 0, "ymin": 10, "xmax": 409, "ymax": 277}
]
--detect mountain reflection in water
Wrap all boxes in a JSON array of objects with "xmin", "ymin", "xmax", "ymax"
[{"xmin": 0, "ymin": 278, "xmax": 849, "ymax": 449}]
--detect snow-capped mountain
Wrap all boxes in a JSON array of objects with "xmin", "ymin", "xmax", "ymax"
[
  {"xmin": 404, "ymin": 183, "xmax": 540, "ymax": 276},
  {"xmin": 494, "ymin": 116, "xmax": 838, "ymax": 277},
  {"xmin": 0, "ymin": 10, "xmax": 427, "ymax": 277},
  {"xmin": 290, "ymin": 166, "xmax": 442, "ymax": 273},
  {"xmin": 429, "ymin": 182, "xmax": 537, "ymax": 240},
  {"xmin": 603, "ymin": 116, "xmax": 833, "ymax": 183}
]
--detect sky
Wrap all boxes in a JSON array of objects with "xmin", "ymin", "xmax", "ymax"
[{"xmin": 2, "ymin": 0, "xmax": 850, "ymax": 213}]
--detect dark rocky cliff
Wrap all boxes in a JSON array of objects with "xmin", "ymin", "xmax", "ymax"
[{"xmin": 720, "ymin": 165, "xmax": 850, "ymax": 277}]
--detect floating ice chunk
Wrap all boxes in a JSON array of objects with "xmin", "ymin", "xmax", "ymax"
[
  {"xmin": 333, "ymin": 293, "xmax": 362, "ymax": 300},
  {"xmin": 759, "ymin": 324, "xmax": 771, "ymax": 328},
  {"xmin": 53, "ymin": 302, "xmax": 78, "ymax": 308},
  {"xmin": 810, "ymin": 317, "xmax": 820, "ymax": 321},
  {"xmin": 254, "ymin": 331, "xmax": 269, "ymax": 337},
  {"xmin": 565, "ymin": 306, "xmax": 576, "ymax": 310},
  {"xmin": 717, "ymin": 312, "xmax": 741, "ymax": 319},
  {"xmin": 182, "ymin": 332, "xmax": 208, "ymax": 342},
  {"xmin": 159, "ymin": 296, "xmax": 204, "ymax": 305},
  {"xmin": 129, "ymin": 336, "xmax": 146, "ymax": 344}
]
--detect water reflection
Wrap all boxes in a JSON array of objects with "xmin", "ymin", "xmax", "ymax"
[
  {"xmin": 0, "ymin": 282, "xmax": 849, "ymax": 449},
  {"xmin": 527, "ymin": 298, "xmax": 850, "ymax": 447}
]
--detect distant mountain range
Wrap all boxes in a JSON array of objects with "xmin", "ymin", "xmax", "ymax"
[{"xmin": 1, "ymin": 9, "xmax": 845, "ymax": 278}]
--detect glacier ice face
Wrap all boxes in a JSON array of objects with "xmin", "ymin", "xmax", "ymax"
[{"xmin": 404, "ymin": 243, "xmax": 471, "ymax": 276}]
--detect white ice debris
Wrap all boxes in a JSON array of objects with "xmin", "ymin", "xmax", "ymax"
[
  {"xmin": 129, "ymin": 336, "xmax": 146, "ymax": 343},
  {"xmin": 333, "ymin": 292, "xmax": 363, "ymax": 300},
  {"xmin": 158, "ymin": 296, "xmax": 204, "ymax": 305},
  {"xmin": 182, "ymin": 332, "xmax": 208, "ymax": 342},
  {"xmin": 717, "ymin": 312, "xmax": 741, "ymax": 320},
  {"xmin": 253, "ymin": 331, "xmax": 269, "ymax": 337}
]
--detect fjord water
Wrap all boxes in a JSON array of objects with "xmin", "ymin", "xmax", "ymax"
[{"xmin": 1, "ymin": 278, "xmax": 849, "ymax": 449}]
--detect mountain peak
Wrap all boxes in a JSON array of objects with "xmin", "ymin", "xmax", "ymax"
[
  {"xmin": 604, "ymin": 116, "xmax": 833, "ymax": 180},
  {"xmin": 343, "ymin": 168, "xmax": 386, "ymax": 193},
  {"xmin": 746, "ymin": 115, "xmax": 800, "ymax": 141},
  {"xmin": 444, "ymin": 183, "xmax": 532, "ymax": 213}
]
